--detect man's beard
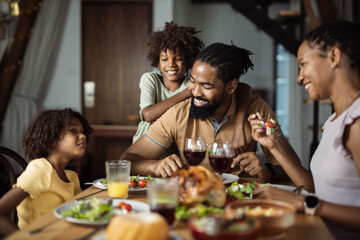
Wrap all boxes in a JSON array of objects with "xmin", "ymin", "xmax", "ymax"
[{"xmin": 189, "ymin": 95, "xmax": 223, "ymax": 120}]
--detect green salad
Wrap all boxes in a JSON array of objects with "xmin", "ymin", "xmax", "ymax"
[
  {"xmin": 175, "ymin": 204, "xmax": 224, "ymax": 220},
  {"xmin": 61, "ymin": 198, "xmax": 114, "ymax": 221},
  {"xmin": 228, "ymin": 181, "xmax": 270, "ymax": 199}
]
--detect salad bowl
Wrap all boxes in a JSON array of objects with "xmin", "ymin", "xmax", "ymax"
[{"xmin": 224, "ymin": 199, "xmax": 295, "ymax": 237}]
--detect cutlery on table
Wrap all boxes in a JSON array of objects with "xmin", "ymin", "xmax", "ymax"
[
  {"xmin": 27, "ymin": 219, "xmax": 60, "ymax": 234},
  {"xmin": 292, "ymin": 185, "xmax": 304, "ymax": 194},
  {"xmin": 77, "ymin": 226, "xmax": 105, "ymax": 240}
]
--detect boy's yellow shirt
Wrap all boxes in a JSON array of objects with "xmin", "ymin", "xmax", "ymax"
[{"xmin": 14, "ymin": 158, "xmax": 81, "ymax": 229}]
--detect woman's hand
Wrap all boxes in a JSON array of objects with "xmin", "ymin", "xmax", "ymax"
[
  {"xmin": 253, "ymin": 186, "xmax": 305, "ymax": 211},
  {"xmin": 153, "ymin": 154, "xmax": 183, "ymax": 178},
  {"xmin": 248, "ymin": 112, "xmax": 278, "ymax": 149}
]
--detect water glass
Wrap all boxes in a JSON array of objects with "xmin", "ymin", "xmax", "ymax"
[
  {"xmin": 147, "ymin": 178, "xmax": 179, "ymax": 227},
  {"xmin": 105, "ymin": 160, "xmax": 131, "ymax": 198}
]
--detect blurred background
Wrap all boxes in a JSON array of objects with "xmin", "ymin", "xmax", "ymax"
[{"xmin": 0, "ymin": 0, "xmax": 359, "ymax": 186}]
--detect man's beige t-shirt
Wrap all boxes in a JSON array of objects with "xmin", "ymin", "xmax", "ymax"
[{"xmin": 146, "ymin": 95, "xmax": 282, "ymax": 175}]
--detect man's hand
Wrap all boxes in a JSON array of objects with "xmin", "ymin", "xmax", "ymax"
[
  {"xmin": 153, "ymin": 154, "xmax": 184, "ymax": 178},
  {"xmin": 232, "ymin": 152, "xmax": 271, "ymax": 181},
  {"xmin": 232, "ymin": 126, "xmax": 247, "ymax": 155}
]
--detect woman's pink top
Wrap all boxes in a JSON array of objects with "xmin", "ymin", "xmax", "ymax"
[{"xmin": 311, "ymin": 99, "xmax": 360, "ymax": 206}]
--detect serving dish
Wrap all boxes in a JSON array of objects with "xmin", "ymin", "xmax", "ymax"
[
  {"xmin": 224, "ymin": 199, "xmax": 295, "ymax": 237},
  {"xmin": 188, "ymin": 216, "xmax": 260, "ymax": 240}
]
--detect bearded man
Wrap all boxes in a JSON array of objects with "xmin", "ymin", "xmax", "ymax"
[{"xmin": 120, "ymin": 43, "xmax": 300, "ymax": 182}]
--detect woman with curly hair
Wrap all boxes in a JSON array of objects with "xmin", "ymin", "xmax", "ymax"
[
  {"xmin": 133, "ymin": 21, "xmax": 252, "ymax": 156},
  {"xmin": 0, "ymin": 108, "xmax": 93, "ymax": 236}
]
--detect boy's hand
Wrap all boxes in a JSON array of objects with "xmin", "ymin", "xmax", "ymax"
[{"xmin": 232, "ymin": 127, "xmax": 247, "ymax": 155}]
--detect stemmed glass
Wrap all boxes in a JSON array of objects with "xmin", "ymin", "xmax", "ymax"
[
  {"xmin": 208, "ymin": 141, "xmax": 234, "ymax": 175},
  {"xmin": 183, "ymin": 137, "xmax": 207, "ymax": 166}
]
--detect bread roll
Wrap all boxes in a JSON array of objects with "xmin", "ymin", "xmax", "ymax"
[{"xmin": 106, "ymin": 212, "xmax": 168, "ymax": 240}]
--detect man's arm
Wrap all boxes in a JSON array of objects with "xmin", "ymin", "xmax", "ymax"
[{"xmin": 120, "ymin": 135, "xmax": 183, "ymax": 177}]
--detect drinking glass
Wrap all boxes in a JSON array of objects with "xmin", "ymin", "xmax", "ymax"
[
  {"xmin": 208, "ymin": 141, "xmax": 234, "ymax": 175},
  {"xmin": 183, "ymin": 137, "xmax": 207, "ymax": 166},
  {"xmin": 147, "ymin": 178, "xmax": 179, "ymax": 227},
  {"xmin": 105, "ymin": 160, "xmax": 131, "ymax": 198}
]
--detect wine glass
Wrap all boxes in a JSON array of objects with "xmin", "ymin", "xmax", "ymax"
[
  {"xmin": 208, "ymin": 141, "xmax": 234, "ymax": 175},
  {"xmin": 183, "ymin": 137, "xmax": 207, "ymax": 166}
]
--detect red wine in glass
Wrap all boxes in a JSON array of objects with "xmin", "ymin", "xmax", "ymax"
[
  {"xmin": 209, "ymin": 155, "xmax": 233, "ymax": 174},
  {"xmin": 183, "ymin": 150, "xmax": 206, "ymax": 166},
  {"xmin": 151, "ymin": 203, "xmax": 176, "ymax": 226}
]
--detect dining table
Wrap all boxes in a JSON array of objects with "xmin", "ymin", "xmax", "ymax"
[{"xmin": 6, "ymin": 179, "xmax": 335, "ymax": 240}]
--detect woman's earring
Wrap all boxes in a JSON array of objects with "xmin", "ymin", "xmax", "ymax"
[{"xmin": 331, "ymin": 64, "xmax": 334, "ymax": 68}]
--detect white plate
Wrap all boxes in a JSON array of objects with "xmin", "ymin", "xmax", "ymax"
[
  {"xmin": 221, "ymin": 173, "xmax": 240, "ymax": 184},
  {"xmin": 54, "ymin": 199, "xmax": 150, "ymax": 226},
  {"xmin": 91, "ymin": 232, "xmax": 182, "ymax": 240},
  {"xmin": 93, "ymin": 179, "xmax": 107, "ymax": 189},
  {"xmin": 93, "ymin": 177, "xmax": 148, "ymax": 193},
  {"xmin": 271, "ymin": 184, "xmax": 309, "ymax": 195}
]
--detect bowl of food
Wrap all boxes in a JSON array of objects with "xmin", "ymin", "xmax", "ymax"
[
  {"xmin": 188, "ymin": 216, "xmax": 261, "ymax": 240},
  {"xmin": 224, "ymin": 199, "xmax": 295, "ymax": 237}
]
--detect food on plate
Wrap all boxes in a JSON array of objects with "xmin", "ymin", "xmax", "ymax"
[
  {"xmin": 118, "ymin": 201, "xmax": 132, "ymax": 212},
  {"xmin": 224, "ymin": 199, "xmax": 296, "ymax": 237},
  {"xmin": 106, "ymin": 212, "xmax": 168, "ymax": 240},
  {"xmin": 258, "ymin": 118, "xmax": 276, "ymax": 135},
  {"xmin": 173, "ymin": 166, "xmax": 226, "ymax": 207},
  {"xmin": 240, "ymin": 206, "xmax": 284, "ymax": 217},
  {"xmin": 129, "ymin": 175, "xmax": 152, "ymax": 188},
  {"xmin": 188, "ymin": 216, "xmax": 260, "ymax": 240},
  {"xmin": 60, "ymin": 198, "xmax": 114, "ymax": 221},
  {"xmin": 175, "ymin": 204, "xmax": 224, "ymax": 220},
  {"xmin": 99, "ymin": 178, "xmax": 107, "ymax": 185},
  {"xmin": 227, "ymin": 181, "xmax": 269, "ymax": 201}
]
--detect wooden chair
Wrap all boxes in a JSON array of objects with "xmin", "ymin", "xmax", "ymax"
[{"xmin": 0, "ymin": 146, "xmax": 28, "ymax": 223}]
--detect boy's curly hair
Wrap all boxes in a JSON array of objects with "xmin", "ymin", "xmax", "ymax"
[
  {"xmin": 147, "ymin": 21, "xmax": 204, "ymax": 69},
  {"xmin": 23, "ymin": 108, "xmax": 93, "ymax": 160}
]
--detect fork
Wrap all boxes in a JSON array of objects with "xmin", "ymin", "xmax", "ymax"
[
  {"xmin": 292, "ymin": 185, "xmax": 304, "ymax": 194},
  {"xmin": 27, "ymin": 219, "xmax": 60, "ymax": 234}
]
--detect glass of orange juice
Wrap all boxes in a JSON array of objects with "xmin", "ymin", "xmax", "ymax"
[{"xmin": 105, "ymin": 160, "xmax": 131, "ymax": 198}]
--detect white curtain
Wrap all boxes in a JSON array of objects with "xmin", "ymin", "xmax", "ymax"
[{"xmin": 0, "ymin": 0, "xmax": 70, "ymax": 173}]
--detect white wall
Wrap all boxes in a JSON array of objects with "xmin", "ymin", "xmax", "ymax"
[
  {"xmin": 42, "ymin": 0, "xmax": 81, "ymax": 111},
  {"xmin": 174, "ymin": 0, "xmax": 276, "ymax": 106}
]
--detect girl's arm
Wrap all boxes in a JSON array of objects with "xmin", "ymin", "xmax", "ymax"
[
  {"xmin": 233, "ymin": 82, "xmax": 252, "ymax": 155},
  {"xmin": 142, "ymin": 88, "xmax": 191, "ymax": 122},
  {"xmin": 0, "ymin": 187, "xmax": 29, "ymax": 236}
]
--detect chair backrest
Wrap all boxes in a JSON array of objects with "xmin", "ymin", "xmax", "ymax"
[{"xmin": 0, "ymin": 146, "xmax": 28, "ymax": 223}]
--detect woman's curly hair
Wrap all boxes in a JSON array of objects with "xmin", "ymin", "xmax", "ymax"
[
  {"xmin": 23, "ymin": 108, "xmax": 93, "ymax": 160},
  {"xmin": 305, "ymin": 21, "xmax": 360, "ymax": 74},
  {"xmin": 147, "ymin": 21, "xmax": 204, "ymax": 69}
]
